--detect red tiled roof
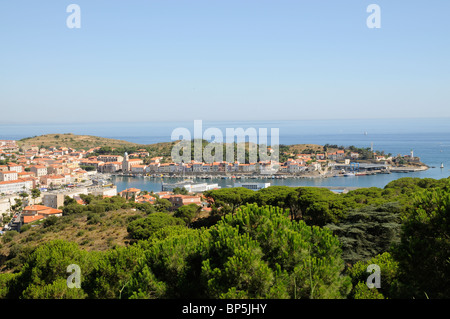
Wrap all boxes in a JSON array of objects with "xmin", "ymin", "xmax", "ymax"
[
  {"xmin": 120, "ymin": 188, "xmax": 141, "ymax": 193},
  {"xmin": 23, "ymin": 215, "xmax": 45, "ymax": 224},
  {"xmin": 23, "ymin": 205, "xmax": 62, "ymax": 215}
]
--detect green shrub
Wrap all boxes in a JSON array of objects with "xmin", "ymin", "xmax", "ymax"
[
  {"xmin": 2, "ymin": 231, "xmax": 19, "ymax": 244},
  {"xmin": 20, "ymin": 224, "xmax": 31, "ymax": 233},
  {"xmin": 127, "ymin": 213, "xmax": 185, "ymax": 241},
  {"xmin": 87, "ymin": 213, "xmax": 101, "ymax": 225},
  {"xmin": 76, "ymin": 230, "xmax": 85, "ymax": 237},
  {"xmin": 43, "ymin": 216, "xmax": 58, "ymax": 228}
]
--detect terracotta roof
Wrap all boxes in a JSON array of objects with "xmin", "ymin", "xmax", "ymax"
[
  {"xmin": 0, "ymin": 180, "xmax": 28, "ymax": 185},
  {"xmin": 24, "ymin": 205, "xmax": 53, "ymax": 211},
  {"xmin": 120, "ymin": 188, "xmax": 141, "ymax": 193},
  {"xmin": 23, "ymin": 215, "xmax": 45, "ymax": 224},
  {"xmin": 38, "ymin": 208, "xmax": 63, "ymax": 215}
]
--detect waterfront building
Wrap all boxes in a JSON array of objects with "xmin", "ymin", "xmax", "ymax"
[
  {"xmin": 97, "ymin": 155, "xmax": 124, "ymax": 163},
  {"xmin": 122, "ymin": 152, "xmax": 144, "ymax": 172},
  {"xmin": 162, "ymin": 182, "xmax": 220, "ymax": 193},
  {"xmin": 234, "ymin": 182, "xmax": 271, "ymax": 190},
  {"xmin": 99, "ymin": 162, "xmax": 122, "ymax": 173},
  {"xmin": 89, "ymin": 185, "xmax": 117, "ymax": 197},
  {"xmin": 131, "ymin": 165, "xmax": 147, "ymax": 174},
  {"xmin": 145, "ymin": 163, "xmax": 160, "ymax": 173}
]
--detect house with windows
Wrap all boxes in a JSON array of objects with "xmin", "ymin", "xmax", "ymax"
[
  {"xmin": 21, "ymin": 205, "xmax": 63, "ymax": 225},
  {"xmin": 7, "ymin": 163, "xmax": 23, "ymax": 173},
  {"xmin": 119, "ymin": 188, "xmax": 141, "ymax": 200},
  {"xmin": 131, "ymin": 165, "xmax": 147, "ymax": 174},
  {"xmin": 30, "ymin": 165, "xmax": 48, "ymax": 178},
  {"xmin": 0, "ymin": 171, "xmax": 18, "ymax": 182},
  {"xmin": 165, "ymin": 194, "xmax": 202, "ymax": 210}
]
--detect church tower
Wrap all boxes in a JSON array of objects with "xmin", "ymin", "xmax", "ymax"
[{"xmin": 122, "ymin": 152, "xmax": 129, "ymax": 172}]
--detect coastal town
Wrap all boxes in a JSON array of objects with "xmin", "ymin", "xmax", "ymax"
[{"xmin": 0, "ymin": 137, "xmax": 428, "ymax": 233}]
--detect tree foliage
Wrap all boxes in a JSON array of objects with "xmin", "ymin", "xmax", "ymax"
[
  {"xmin": 126, "ymin": 204, "xmax": 351, "ymax": 299},
  {"xmin": 203, "ymin": 187, "xmax": 255, "ymax": 215},
  {"xmin": 392, "ymin": 188, "xmax": 450, "ymax": 298},
  {"xmin": 325, "ymin": 202, "xmax": 402, "ymax": 264},
  {"xmin": 2, "ymin": 176, "xmax": 450, "ymax": 299},
  {"xmin": 127, "ymin": 213, "xmax": 185, "ymax": 241},
  {"xmin": 174, "ymin": 203, "xmax": 201, "ymax": 225},
  {"xmin": 347, "ymin": 252, "xmax": 400, "ymax": 299}
]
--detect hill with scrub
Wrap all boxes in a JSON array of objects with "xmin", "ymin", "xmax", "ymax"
[
  {"xmin": 16, "ymin": 133, "xmax": 178, "ymax": 159},
  {"xmin": 0, "ymin": 207, "xmax": 146, "ymax": 273},
  {"xmin": 0, "ymin": 177, "xmax": 449, "ymax": 299},
  {"xmin": 16, "ymin": 134, "xmax": 382, "ymax": 165},
  {"xmin": 18, "ymin": 133, "xmax": 141, "ymax": 150}
]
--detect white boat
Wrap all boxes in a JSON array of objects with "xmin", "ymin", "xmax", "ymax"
[
  {"xmin": 343, "ymin": 172, "xmax": 355, "ymax": 177},
  {"xmin": 441, "ymin": 163, "xmax": 444, "ymax": 169}
]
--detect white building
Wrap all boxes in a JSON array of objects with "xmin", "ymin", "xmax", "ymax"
[
  {"xmin": 0, "ymin": 171, "xmax": 18, "ymax": 182},
  {"xmin": 131, "ymin": 165, "xmax": 147, "ymax": 174},
  {"xmin": 89, "ymin": 185, "xmax": 118, "ymax": 197},
  {"xmin": 0, "ymin": 179, "xmax": 33, "ymax": 194},
  {"xmin": 8, "ymin": 164, "xmax": 23, "ymax": 173},
  {"xmin": 162, "ymin": 182, "xmax": 220, "ymax": 193},
  {"xmin": 97, "ymin": 155, "xmax": 124, "ymax": 163},
  {"xmin": 234, "ymin": 182, "xmax": 270, "ymax": 190},
  {"xmin": 30, "ymin": 165, "xmax": 48, "ymax": 177},
  {"xmin": 0, "ymin": 196, "xmax": 18, "ymax": 214},
  {"xmin": 42, "ymin": 188, "xmax": 89, "ymax": 208}
]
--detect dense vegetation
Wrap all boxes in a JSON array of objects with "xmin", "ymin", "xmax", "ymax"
[{"xmin": 1, "ymin": 177, "xmax": 449, "ymax": 299}]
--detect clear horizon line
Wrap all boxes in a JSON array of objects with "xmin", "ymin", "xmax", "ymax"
[{"xmin": 1, "ymin": 116, "xmax": 450, "ymax": 126}]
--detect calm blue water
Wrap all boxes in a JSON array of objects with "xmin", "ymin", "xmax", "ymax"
[{"xmin": 1, "ymin": 118, "xmax": 450, "ymax": 191}]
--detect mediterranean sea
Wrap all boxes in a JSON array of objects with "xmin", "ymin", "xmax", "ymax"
[{"xmin": 1, "ymin": 118, "xmax": 450, "ymax": 191}]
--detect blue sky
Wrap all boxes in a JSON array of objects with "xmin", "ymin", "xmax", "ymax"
[{"xmin": 0, "ymin": 0, "xmax": 449, "ymax": 124}]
